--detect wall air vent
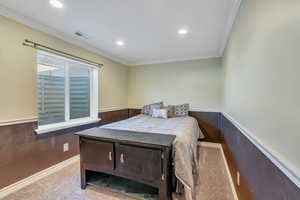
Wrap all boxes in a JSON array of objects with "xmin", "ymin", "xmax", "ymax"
[{"xmin": 74, "ymin": 31, "xmax": 89, "ymax": 39}]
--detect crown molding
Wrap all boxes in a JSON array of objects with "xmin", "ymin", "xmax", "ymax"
[
  {"xmin": 0, "ymin": 5, "xmax": 131, "ymax": 66},
  {"xmin": 0, "ymin": 0, "xmax": 241, "ymax": 67},
  {"xmin": 128, "ymin": 0, "xmax": 243, "ymax": 67},
  {"xmin": 218, "ymin": 0, "xmax": 242, "ymax": 56},
  {"xmin": 129, "ymin": 54, "xmax": 220, "ymax": 66}
]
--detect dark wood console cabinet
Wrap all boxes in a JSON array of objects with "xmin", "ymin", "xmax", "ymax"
[{"xmin": 76, "ymin": 128, "xmax": 176, "ymax": 200}]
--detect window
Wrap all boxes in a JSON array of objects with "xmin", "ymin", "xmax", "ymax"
[{"xmin": 36, "ymin": 50, "xmax": 99, "ymax": 134}]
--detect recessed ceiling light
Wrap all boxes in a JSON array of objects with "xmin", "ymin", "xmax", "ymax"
[
  {"xmin": 178, "ymin": 28, "xmax": 188, "ymax": 35},
  {"xmin": 116, "ymin": 40, "xmax": 125, "ymax": 46},
  {"xmin": 49, "ymin": 0, "xmax": 63, "ymax": 9}
]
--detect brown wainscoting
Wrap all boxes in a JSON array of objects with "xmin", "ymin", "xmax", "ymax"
[
  {"xmin": 128, "ymin": 109, "xmax": 222, "ymax": 143},
  {"xmin": 3, "ymin": 109, "xmax": 299, "ymax": 200},
  {"xmin": 189, "ymin": 111, "xmax": 221, "ymax": 143},
  {"xmin": 0, "ymin": 109, "xmax": 221, "ymax": 190},
  {"xmin": 128, "ymin": 108, "xmax": 141, "ymax": 118},
  {"xmin": 98, "ymin": 109, "xmax": 129, "ymax": 125},
  {"xmin": 0, "ymin": 121, "xmax": 79, "ymax": 189},
  {"xmin": 0, "ymin": 109, "xmax": 130, "ymax": 190},
  {"xmin": 219, "ymin": 114, "xmax": 300, "ymax": 200}
]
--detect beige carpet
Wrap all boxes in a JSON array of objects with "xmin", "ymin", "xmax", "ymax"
[{"xmin": 2, "ymin": 146, "xmax": 235, "ymax": 200}]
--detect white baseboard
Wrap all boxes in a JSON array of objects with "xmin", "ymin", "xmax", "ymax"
[
  {"xmin": 199, "ymin": 142, "xmax": 238, "ymax": 200},
  {"xmin": 199, "ymin": 141, "xmax": 222, "ymax": 148},
  {"xmin": 219, "ymin": 144, "xmax": 239, "ymax": 200},
  {"xmin": 0, "ymin": 155, "xmax": 80, "ymax": 199}
]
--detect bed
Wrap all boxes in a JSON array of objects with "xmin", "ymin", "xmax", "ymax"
[{"xmin": 101, "ymin": 114, "xmax": 204, "ymax": 200}]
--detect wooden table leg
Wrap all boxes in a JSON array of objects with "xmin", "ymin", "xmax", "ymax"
[{"xmin": 80, "ymin": 167, "xmax": 86, "ymax": 189}]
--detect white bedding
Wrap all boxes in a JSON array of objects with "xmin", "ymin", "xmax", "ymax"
[{"xmin": 101, "ymin": 114, "xmax": 204, "ymax": 200}]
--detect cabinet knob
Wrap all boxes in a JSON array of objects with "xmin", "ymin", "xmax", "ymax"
[
  {"xmin": 120, "ymin": 153, "xmax": 124, "ymax": 163},
  {"xmin": 108, "ymin": 152, "xmax": 112, "ymax": 161}
]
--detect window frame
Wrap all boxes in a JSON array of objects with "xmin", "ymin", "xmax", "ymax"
[{"xmin": 35, "ymin": 50, "xmax": 99, "ymax": 134}]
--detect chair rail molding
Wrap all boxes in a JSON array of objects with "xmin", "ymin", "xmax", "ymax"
[{"xmin": 222, "ymin": 112, "xmax": 300, "ymax": 189}]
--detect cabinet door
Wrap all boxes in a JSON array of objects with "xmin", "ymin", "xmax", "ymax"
[
  {"xmin": 116, "ymin": 144, "xmax": 161, "ymax": 185},
  {"xmin": 80, "ymin": 138, "xmax": 114, "ymax": 171}
]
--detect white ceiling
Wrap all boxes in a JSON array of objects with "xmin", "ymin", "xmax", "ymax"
[{"xmin": 0, "ymin": 0, "xmax": 241, "ymax": 66}]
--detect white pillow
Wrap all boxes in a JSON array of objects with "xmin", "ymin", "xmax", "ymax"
[{"xmin": 151, "ymin": 108, "xmax": 168, "ymax": 119}]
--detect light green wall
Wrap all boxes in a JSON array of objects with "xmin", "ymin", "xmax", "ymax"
[
  {"xmin": 223, "ymin": 0, "xmax": 300, "ymax": 177},
  {"xmin": 2, "ymin": 0, "xmax": 299, "ymax": 179},
  {"xmin": 0, "ymin": 16, "xmax": 129, "ymax": 122},
  {"xmin": 128, "ymin": 58, "xmax": 223, "ymax": 111}
]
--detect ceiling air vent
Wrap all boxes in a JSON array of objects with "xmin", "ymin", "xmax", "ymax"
[{"xmin": 74, "ymin": 31, "xmax": 89, "ymax": 39}]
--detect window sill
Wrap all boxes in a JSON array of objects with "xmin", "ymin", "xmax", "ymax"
[{"xmin": 35, "ymin": 118, "xmax": 101, "ymax": 134}]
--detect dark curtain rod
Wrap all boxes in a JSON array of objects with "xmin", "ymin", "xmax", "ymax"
[{"xmin": 22, "ymin": 39, "xmax": 103, "ymax": 67}]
